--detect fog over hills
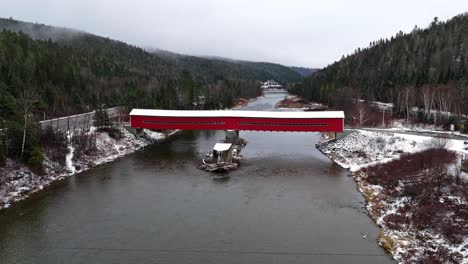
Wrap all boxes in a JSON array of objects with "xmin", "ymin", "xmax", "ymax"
[{"xmin": 0, "ymin": 18, "xmax": 304, "ymax": 84}]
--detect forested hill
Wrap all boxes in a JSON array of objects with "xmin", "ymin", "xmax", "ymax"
[
  {"xmin": 290, "ymin": 13, "xmax": 468, "ymax": 115},
  {"xmin": 151, "ymin": 50, "xmax": 303, "ymax": 84},
  {"xmin": 0, "ymin": 18, "xmax": 302, "ymax": 84},
  {"xmin": 289, "ymin": 67, "xmax": 319, "ymax": 77},
  {"xmin": 0, "ymin": 17, "xmax": 303, "ymax": 120}
]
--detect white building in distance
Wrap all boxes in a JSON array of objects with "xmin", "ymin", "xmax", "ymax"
[{"xmin": 261, "ymin": 80, "xmax": 283, "ymax": 90}]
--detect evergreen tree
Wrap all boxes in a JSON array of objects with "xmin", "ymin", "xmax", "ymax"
[{"xmin": 290, "ymin": 12, "xmax": 468, "ymax": 119}]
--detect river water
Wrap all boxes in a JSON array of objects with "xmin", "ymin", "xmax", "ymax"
[{"xmin": 0, "ymin": 92, "xmax": 393, "ymax": 263}]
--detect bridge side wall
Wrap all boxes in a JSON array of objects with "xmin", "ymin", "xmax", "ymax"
[{"xmin": 130, "ymin": 115, "xmax": 343, "ymax": 132}]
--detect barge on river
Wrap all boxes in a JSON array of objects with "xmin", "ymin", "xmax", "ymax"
[{"xmin": 200, "ymin": 130, "xmax": 246, "ymax": 173}]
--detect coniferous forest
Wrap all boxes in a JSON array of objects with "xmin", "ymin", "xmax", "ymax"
[
  {"xmin": 0, "ymin": 17, "xmax": 302, "ymax": 165},
  {"xmin": 290, "ymin": 13, "xmax": 468, "ymax": 124},
  {"xmin": 0, "ymin": 18, "xmax": 303, "ymax": 118}
]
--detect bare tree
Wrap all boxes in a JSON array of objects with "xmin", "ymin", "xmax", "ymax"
[
  {"xmin": 357, "ymin": 104, "xmax": 369, "ymax": 127},
  {"xmin": 397, "ymin": 86, "xmax": 415, "ymax": 121},
  {"xmin": 430, "ymin": 155, "xmax": 448, "ymax": 196},
  {"xmin": 430, "ymin": 137, "xmax": 449, "ymax": 149},
  {"xmin": 454, "ymin": 157, "xmax": 462, "ymax": 184},
  {"xmin": 403, "ymin": 86, "xmax": 416, "ymax": 121},
  {"xmin": 422, "ymin": 85, "xmax": 435, "ymax": 120},
  {"xmin": 435, "ymin": 86, "xmax": 452, "ymax": 122},
  {"xmin": 18, "ymin": 89, "xmax": 38, "ymax": 161},
  {"xmin": 382, "ymin": 108, "xmax": 386, "ymax": 127}
]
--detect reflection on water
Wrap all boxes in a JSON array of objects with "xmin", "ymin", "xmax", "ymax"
[{"xmin": 0, "ymin": 92, "xmax": 393, "ymax": 263}]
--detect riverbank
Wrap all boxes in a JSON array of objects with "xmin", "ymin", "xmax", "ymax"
[
  {"xmin": 234, "ymin": 96, "xmax": 260, "ymax": 108},
  {"xmin": 0, "ymin": 92, "xmax": 393, "ymax": 264},
  {"xmin": 275, "ymin": 95, "xmax": 327, "ymax": 110},
  {"xmin": 0, "ymin": 127, "xmax": 176, "ymax": 211},
  {"xmin": 318, "ymin": 130, "xmax": 468, "ymax": 263}
]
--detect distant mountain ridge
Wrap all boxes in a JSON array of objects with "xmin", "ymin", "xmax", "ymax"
[
  {"xmin": 0, "ymin": 16, "xmax": 310, "ymax": 126},
  {"xmin": 0, "ymin": 17, "xmax": 303, "ymax": 84},
  {"xmin": 289, "ymin": 67, "xmax": 319, "ymax": 77},
  {"xmin": 150, "ymin": 48, "xmax": 303, "ymax": 84}
]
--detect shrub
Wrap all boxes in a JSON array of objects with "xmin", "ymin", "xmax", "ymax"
[
  {"xmin": 362, "ymin": 148, "xmax": 457, "ymax": 191},
  {"xmin": 430, "ymin": 137, "xmax": 449, "ymax": 149},
  {"xmin": 40, "ymin": 126, "xmax": 68, "ymax": 165},
  {"xmin": 416, "ymin": 110, "xmax": 424, "ymax": 123},
  {"xmin": 4, "ymin": 121, "xmax": 40, "ymax": 162},
  {"xmin": 40, "ymin": 126, "xmax": 67, "ymax": 149},
  {"xmin": 0, "ymin": 151, "xmax": 5, "ymax": 167},
  {"xmin": 97, "ymin": 127, "xmax": 122, "ymax": 140},
  {"xmin": 0, "ymin": 135, "xmax": 5, "ymax": 167},
  {"xmin": 352, "ymin": 150, "xmax": 367, "ymax": 158},
  {"xmin": 418, "ymin": 247, "xmax": 462, "ymax": 263},
  {"xmin": 383, "ymin": 213, "xmax": 409, "ymax": 230},
  {"xmin": 365, "ymin": 148, "xmax": 467, "ymax": 257},
  {"xmin": 27, "ymin": 146, "xmax": 44, "ymax": 173},
  {"xmin": 378, "ymin": 231, "xmax": 396, "ymax": 253},
  {"xmin": 375, "ymin": 136, "xmax": 386, "ymax": 149},
  {"xmin": 93, "ymin": 107, "xmax": 112, "ymax": 128},
  {"xmin": 441, "ymin": 220, "xmax": 464, "ymax": 244},
  {"xmin": 443, "ymin": 115, "xmax": 459, "ymax": 131},
  {"xmin": 72, "ymin": 133, "xmax": 95, "ymax": 157},
  {"xmin": 411, "ymin": 201, "xmax": 438, "ymax": 229},
  {"xmin": 427, "ymin": 114, "xmax": 435, "ymax": 124}
]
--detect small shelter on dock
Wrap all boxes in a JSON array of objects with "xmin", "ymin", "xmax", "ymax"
[{"xmin": 213, "ymin": 143, "xmax": 233, "ymax": 163}]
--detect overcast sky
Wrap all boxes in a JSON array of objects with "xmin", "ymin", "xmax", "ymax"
[{"xmin": 1, "ymin": 0, "xmax": 467, "ymax": 67}]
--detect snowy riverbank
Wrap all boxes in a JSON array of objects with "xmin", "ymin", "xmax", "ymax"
[
  {"xmin": 319, "ymin": 130, "xmax": 466, "ymax": 172},
  {"xmin": 318, "ymin": 130, "xmax": 468, "ymax": 263},
  {"xmin": 0, "ymin": 127, "xmax": 176, "ymax": 211}
]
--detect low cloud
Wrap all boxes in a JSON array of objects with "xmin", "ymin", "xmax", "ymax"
[{"xmin": 1, "ymin": 0, "xmax": 467, "ymax": 67}]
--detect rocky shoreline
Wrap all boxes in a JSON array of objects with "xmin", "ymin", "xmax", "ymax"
[
  {"xmin": 275, "ymin": 95, "xmax": 327, "ymax": 110},
  {"xmin": 317, "ymin": 130, "xmax": 468, "ymax": 263},
  {"xmin": 0, "ymin": 127, "xmax": 176, "ymax": 211}
]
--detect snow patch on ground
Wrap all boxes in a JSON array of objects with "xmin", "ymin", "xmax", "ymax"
[
  {"xmin": 65, "ymin": 131, "xmax": 75, "ymax": 174},
  {"xmin": 318, "ymin": 130, "xmax": 468, "ymax": 263},
  {"xmin": 0, "ymin": 126, "xmax": 177, "ymax": 210},
  {"xmin": 72, "ymin": 127, "xmax": 175, "ymax": 173},
  {"xmin": 318, "ymin": 130, "xmax": 427, "ymax": 172},
  {"xmin": 320, "ymin": 130, "xmax": 468, "ymax": 173},
  {"xmin": 390, "ymin": 119, "xmax": 441, "ymax": 132}
]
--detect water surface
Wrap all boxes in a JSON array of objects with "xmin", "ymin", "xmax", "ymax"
[{"xmin": 0, "ymin": 92, "xmax": 392, "ymax": 263}]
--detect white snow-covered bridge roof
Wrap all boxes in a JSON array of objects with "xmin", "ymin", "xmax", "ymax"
[{"xmin": 130, "ymin": 109, "xmax": 344, "ymax": 119}]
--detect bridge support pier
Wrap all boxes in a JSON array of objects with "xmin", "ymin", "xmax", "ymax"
[{"xmin": 225, "ymin": 130, "xmax": 240, "ymax": 144}]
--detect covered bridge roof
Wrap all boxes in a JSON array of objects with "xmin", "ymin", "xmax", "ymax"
[{"xmin": 130, "ymin": 109, "xmax": 344, "ymax": 119}]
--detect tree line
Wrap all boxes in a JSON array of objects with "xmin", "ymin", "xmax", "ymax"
[
  {"xmin": 0, "ymin": 26, "xmax": 265, "ymax": 169},
  {"xmin": 154, "ymin": 50, "xmax": 303, "ymax": 85},
  {"xmin": 290, "ymin": 13, "xmax": 468, "ymax": 126}
]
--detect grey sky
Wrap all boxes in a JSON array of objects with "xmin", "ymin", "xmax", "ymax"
[{"xmin": 1, "ymin": 0, "xmax": 467, "ymax": 67}]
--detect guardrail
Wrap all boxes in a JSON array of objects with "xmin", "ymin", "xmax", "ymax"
[{"xmin": 38, "ymin": 106, "xmax": 125, "ymax": 131}]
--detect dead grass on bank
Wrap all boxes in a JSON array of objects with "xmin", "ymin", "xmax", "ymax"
[
  {"xmin": 359, "ymin": 148, "xmax": 468, "ymax": 262},
  {"xmin": 275, "ymin": 96, "xmax": 327, "ymax": 110}
]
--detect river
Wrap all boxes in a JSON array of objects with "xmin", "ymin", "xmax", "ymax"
[{"xmin": 0, "ymin": 92, "xmax": 393, "ymax": 263}]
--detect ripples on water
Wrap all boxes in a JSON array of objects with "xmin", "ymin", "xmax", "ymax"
[{"xmin": 0, "ymin": 92, "xmax": 393, "ymax": 263}]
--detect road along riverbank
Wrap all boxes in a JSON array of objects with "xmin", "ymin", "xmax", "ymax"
[{"xmin": 317, "ymin": 130, "xmax": 468, "ymax": 263}]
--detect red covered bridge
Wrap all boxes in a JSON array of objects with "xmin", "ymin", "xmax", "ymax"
[{"xmin": 130, "ymin": 109, "xmax": 344, "ymax": 132}]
